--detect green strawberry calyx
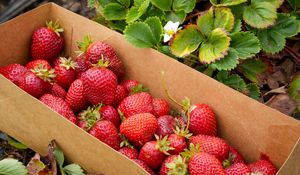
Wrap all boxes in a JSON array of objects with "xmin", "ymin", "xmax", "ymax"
[
  {"xmin": 166, "ymin": 155, "xmax": 188, "ymax": 175},
  {"xmin": 76, "ymin": 35, "xmax": 93, "ymax": 53},
  {"xmin": 180, "ymin": 143, "xmax": 201, "ymax": 161},
  {"xmin": 31, "ymin": 66, "xmax": 56, "ymax": 83},
  {"xmin": 46, "ymin": 20, "xmax": 64, "ymax": 36},
  {"xmin": 174, "ymin": 125, "xmax": 192, "ymax": 139},
  {"xmin": 120, "ymin": 134, "xmax": 134, "ymax": 148},
  {"xmin": 59, "ymin": 57, "xmax": 78, "ymax": 70},
  {"xmin": 155, "ymin": 135, "xmax": 174, "ymax": 155},
  {"xmin": 79, "ymin": 104, "xmax": 103, "ymax": 131},
  {"xmin": 130, "ymin": 84, "xmax": 149, "ymax": 95},
  {"xmin": 222, "ymin": 159, "xmax": 231, "ymax": 168},
  {"xmin": 92, "ymin": 55, "xmax": 110, "ymax": 68}
]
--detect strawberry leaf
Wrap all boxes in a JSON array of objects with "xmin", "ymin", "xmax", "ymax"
[
  {"xmin": 238, "ymin": 59, "xmax": 266, "ymax": 83},
  {"xmin": 63, "ymin": 164, "xmax": 85, "ymax": 175},
  {"xmin": 272, "ymin": 13, "xmax": 300, "ymax": 38},
  {"xmin": 246, "ymin": 83, "xmax": 260, "ymax": 100},
  {"xmin": 108, "ymin": 20, "xmax": 127, "ymax": 32},
  {"xmin": 243, "ymin": 0, "xmax": 277, "ymax": 29},
  {"xmin": 256, "ymin": 29, "xmax": 285, "ymax": 54},
  {"xmin": 231, "ymin": 19, "xmax": 242, "ymax": 33},
  {"xmin": 0, "ymin": 159, "xmax": 28, "ymax": 175},
  {"xmin": 170, "ymin": 25, "xmax": 204, "ymax": 57},
  {"xmin": 103, "ymin": 3, "xmax": 128, "ymax": 20},
  {"xmin": 210, "ymin": 49, "xmax": 239, "ymax": 71},
  {"xmin": 6, "ymin": 135, "xmax": 28, "ymax": 150},
  {"xmin": 150, "ymin": 0, "xmax": 172, "ymax": 11},
  {"xmin": 289, "ymin": 75, "xmax": 300, "ymax": 103},
  {"xmin": 230, "ymin": 31, "xmax": 261, "ymax": 59},
  {"xmin": 99, "ymin": 0, "xmax": 117, "ymax": 7},
  {"xmin": 199, "ymin": 28, "xmax": 231, "ymax": 64},
  {"xmin": 116, "ymin": 0, "xmax": 131, "ymax": 8},
  {"xmin": 54, "ymin": 147, "xmax": 64, "ymax": 167},
  {"xmin": 145, "ymin": 17, "xmax": 163, "ymax": 44},
  {"xmin": 210, "ymin": 0, "xmax": 247, "ymax": 7},
  {"xmin": 126, "ymin": 0, "xmax": 150, "ymax": 23},
  {"xmin": 172, "ymin": 0, "xmax": 196, "ymax": 13},
  {"xmin": 124, "ymin": 22, "xmax": 157, "ymax": 48},
  {"xmin": 216, "ymin": 71, "xmax": 247, "ymax": 91},
  {"xmin": 264, "ymin": 0, "xmax": 284, "ymax": 8},
  {"xmin": 288, "ymin": 0, "xmax": 300, "ymax": 10},
  {"xmin": 166, "ymin": 11, "xmax": 186, "ymax": 24}
]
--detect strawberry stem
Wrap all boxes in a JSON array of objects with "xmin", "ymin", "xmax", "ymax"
[
  {"xmin": 76, "ymin": 35, "xmax": 93, "ymax": 53},
  {"xmin": 46, "ymin": 20, "xmax": 64, "ymax": 36}
]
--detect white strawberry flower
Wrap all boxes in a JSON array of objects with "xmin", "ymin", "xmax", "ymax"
[{"xmin": 163, "ymin": 21, "xmax": 180, "ymax": 43}]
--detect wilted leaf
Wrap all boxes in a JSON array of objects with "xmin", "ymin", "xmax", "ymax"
[
  {"xmin": 243, "ymin": 0, "xmax": 277, "ymax": 29},
  {"xmin": 150, "ymin": 0, "xmax": 172, "ymax": 11},
  {"xmin": 171, "ymin": 25, "xmax": 204, "ymax": 57},
  {"xmin": 216, "ymin": 71, "xmax": 247, "ymax": 91},
  {"xmin": 126, "ymin": 0, "xmax": 150, "ymax": 23},
  {"xmin": 211, "ymin": 49, "xmax": 239, "ymax": 71},
  {"xmin": 0, "ymin": 159, "xmax": 28, "ymax": 175},
  {"xmin": 145, "ymin": 17, "xmax": 163, "ymax": 44},
  {"xmin": 230, "ymin": 31, "xmax": 261, "ymax": 59},
  {"xmin": 63, "ymin": 164, "xmax": 85, "ymax": 175},
  {"xmin": 103, "ymin": 3, "xmax": 128, "ymax": 20},
  {"xmin": 210, "ymin": 0, "xmax": 247, "ymax": 6},
  {"xmin": 239, "ymin": 59, "xmax": 267, "ymax": 83},
  {"xmin": 124, "ymin": 22, "xmax": 156, "ymax": 48},
  {"xmin": 266, "ymin": 94, "xmax": 297, "ymax": 115},
  {"xmin": 166, "ymin": 11, "xmax": 186, "ymax": 24},
  {"xmin": 27, "ymin": 154, "xmax": 47, "ymax": 175},
  {"xmin": 199, "ymin": 28, "xmax": 231, "ymax": 64},
  {"xmin": 197, "ymin": 8, "xmax": 214, "ymax": 36},
  {"xmin": 6, "ymin": 135, "xmax": 28, "ymax": 150},
  {"xmin": 172, "ymin": 0, "xmax": 196, "ymax": 13}
]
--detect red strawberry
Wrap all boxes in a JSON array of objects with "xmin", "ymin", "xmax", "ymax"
[
  {"xmin": 189, "ymin": 153, "xmax": 226, "ymax": 175},
  {"xmin": 118, "ymin": 92, "xmax": 154, "ymax": 118},
  {"xmin": 120, "ymin": 113, "xmax": 158, "ymax": 147},
  {"xmin": 118, "ymin": 147, "xmax": 139, "ymax": 159},
  {"xmin": 54, "ymin": 57, "xmax": 77, "ymax": 89},
  {"xmin": 50, "ymin": 83, "xmax": 66, "ymax": 99},
  {"xmin": 248, "ymin": 154, "xmax": 277, "ymax": 175},
  {"xmin": 52, "ymin": 57, "xmax": 61, "ymax": 67},
  {"xmin": 133, "ymin": 159, "xmax": 156, "ymax": 175},
  {"xmin": 82, "ymin": 67, "xmax": 117, "ymax": 105},
  {"xmin": 31, "ymin": 21, "xmax": 64, "ymax": 62},
  {"xmin": 74, "ymin": 55, "xmax": 91, "ymax": 73},
  {"xmin": 168, "ymin": 134, "xmax": 187, "ymax": 155},
  {"xmin": 65, "ymin": 79, "xmax": 88, "ymax": 113},
  {"xmin": 121, "ymin": 79, "xmax": 139, "ymax": 94},
  {"xmin": 39, "ymin": 94, "xmax": 76, "ymax": 124},
  {"xmin": 159, "ymin": 155, "xmax": 187, "ymax": 175},
  {"xmin": 156, "ymin": 115, "xmax": 175, "ymax": 137},
  {"xmin": 225, "ymin": 163, "xmax": 250, "ymax": 175},
  {"xmin": 100, "ymin": 105, "xmax": 120, "ymax": 129},
  {"xmin": 189, "ymin": 104, "xmax": 217, "ymax": 136},
  {"xmin": 112, "ymin": 85, "xmax": 127, "ymax": 107},
  {"xmin": 77, "ymin": 36, "xmax": 124, "ymax": 78},
  {"xmin": 19, "ymin": 68, "xmax": 54, "ymax": 98},
  {"xmin": 138, "ymin": 136, "xmax": 173, "ymax": 170},
  {"xmin": 190, "ymin": 135, "xmax": 229, "ymax": 162},
  {"xmin": 153, "ymin": 98, "xmax": 170, "ymax": 117},
  {"xmin": 25, "ymin": 59, "xmax": 51, "ymax": 70},
  {"xmin": 0, "ymin": 64, "xmax": 27, "ymax": 85},
  {"xmin": 89, "ymin": 120, "xmax": 120, "ymax": 150},
  {"xmin": 227, "ymin": 146, "xmax": 245, "ymax": 165}
]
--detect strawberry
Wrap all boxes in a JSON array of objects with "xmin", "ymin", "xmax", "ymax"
[
  {"xmin": 118, "ymin": 92, "xmax": 154, "ymax": 118},
  {"xmin": 189, "ymin": 104, "xmax": 217, "ymax": 136},
  {"xmin": 0, "ymin": 64, "xmax": 27, "ymax": 85},
  {"xmin": 156, "ymin": 115, "xmax": 175, "ymax": 137},
  {"xmin": 248, "ymin": 154, "xmax": 277, "ymax": 175},
  {"xmin": 50, "ymin": 83, "xmax": 66, "ymax": 99},
  {"xmin": 31, "ymin": 21, "xmax": 64, "ymax": 62},
  {"xmin": 159, "ymin": 155, "xmax": 187, "ymax": 175},
  {"xmin": 118, "ymin": 147, "xmax": 139, "ymax": 159},
  {"xmin": 138, "ymin": 136, "xmax": 173, "ymax": 170},
  {"xmin": 39, "ymin": 94, "xmax": 76, "ymax": 124},
  {"xmin": 77, "ymin": 35, "xmax": 124, "ymax": 78},
  {"xmin": 133, "ymin": 159, "xmax": 156, "ymax": 175},
  {"xmin": 65, "ymin": 79, "xmax": 88, "ymax": 113},
  {"xmin": 189, "ymin": 135, "xmax": 229, "ymax": 162},
  {"xmin": 112, "ymin": 85, "xmax": 127, "ymax": 107},
  {"xmin": 19, "ymin": 68, "xmax": 55, "ymax": 98},
  {"xmin": 168, "ymin": 134, "xmax": 187, "ymax": 155},
  {"xmin": 153, "ymin": 98, "xmax": 170, "ymax": 117},
  {"xmin": 82, "ymin": 67, "xmax": 117, "ymax": 105},
  {"xmin": 100, "ymin": 105, "xmax": 120, "ymax": 129},
  {"xmin": 189, "ymin": 153, "xmax": 226, "ymax": 175},
  {"xmin": 74, "ymin": 55, "xmax": 90, "ymax": 73},
  {"xmin": 54, "ymin": 57, "xmax": 77, "ymax": 89},
  {"xmin": 120, "ymin": 113, "xmax": 158, "ymax": 147},
  {"xmin": 225, "ymin": 163, "xmax": 250, "ymax": 175},
  {"xmin": 89, "ymin": 120, "xmax": 120, "ymax": 150},
  {"xmin": 121, "ymin": 79, "xmax": 139, "ymax": 94},
  {"xmin": 52, "ymin": 57, "xmax": 61, "ymax": 67},
  {"xmin": 223, "ymin": 146, "xmax": 245, "ymax": 167},
  {"xmin": 25, "ymin": 59, "xmax": 51, "ymax": 70}
]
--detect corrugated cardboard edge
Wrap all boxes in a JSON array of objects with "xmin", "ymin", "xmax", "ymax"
[{"xmin": 277, "ymin": 138, "xmax": 300, "ymax": 174}]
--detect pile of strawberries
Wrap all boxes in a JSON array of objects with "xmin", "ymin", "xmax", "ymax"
[{"xmin": 0, "ymin": 21, "xmax": 278, "ymax": 175}]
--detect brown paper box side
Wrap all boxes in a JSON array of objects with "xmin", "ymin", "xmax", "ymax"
[{"xmin": 0, "ymin": 3, "xmax": 299, "ymax": 174}]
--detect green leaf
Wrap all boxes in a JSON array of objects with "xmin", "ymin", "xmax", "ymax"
[
  {"xmin": 150, "ymin": 0, "xmax": 172, "ymax": 11},
  {"xmin": 166, "ymin": 11, "xmax": 186, "ymax": 24},
  {"xmin": 197, "ymin": 7, "xmax": 235, "ymax": 36},
  {"xmin": 108, "ymin": 20, "xmax": 127, "ymax": 32},
  {"xmin": 199, "ymin": 28, "xmax": 231, "ymax": 64},
  {"xmin": 124, "ymin": 22, "xmax": 156, "ymax": 48},
  {"xmin": 170, "ymin": 25, "xmax": 204, "ymax": 57},
  {"xmin": 117, "ymin": 0, "xmax": 131, "ymax": 7},
  {"xmin": 87, "ymin": 0, "xmax": 96, "ymax": 8},
  {"xmin": 211, "ymin": 49, "xmax": 239, "ymax": 71},
  {"xmin": 289, "ymin": 75, "xmax": 300, "ymax": 102},
  {"xmin": 246, "ymin": 83, "xmax": 260, "ymax": 100},
  {"xmin": 103, "ymin": 3, "xmax": 128, "ymax": 20},
  {"xmin": 172, "ymin": 0, "xmax": 196, "ymax": 13},
  {"xmin": 54, "ymin": 147, "xmax": 65, "ymax": 167},
  {"xmin": 264, "ymin": 0, "xmax": 284, "ymax": 8},
  {"xmin": 239, "ymin": 59, "xmax": 266, "ymax": 83},
  {"xmin": 145, "ymin": 5, "xmax": 166, "ymax": 21},
  {"xmin": 0, "ymin": 159, "xmax": 27, "ymax": 175},
  {"xmin": 230, "ymin": 3, "xmax": 246, "ymax": 19},
  {"xmin": 230, "ymin": 31, "xmax": 261, "ymax": 59},
  {"xmin": 145, "ymin": 17, "xmax": 163, "ymax": 43},
  {"xmin": 99, "ymin": 0, "xmax": 117, "ymax": 7},
  {"xmin": 6, "ymin": 135, "xmax": 28, "ymax": 150},
  {"xmin": 273, "ymin": 13, "xmax": 300, "ymax": 37},
  {"xmin": 256, "ymin": 29, "xmax": 285, "ymax": 54},
  {"xmin": 126, "ymin": 0, "xmax": 150, "ymax": 23},
  {"xmin": 243, "ymin": 0, "xmax": 277, "ymax": 29},
  {"xmin": 216, "ymin": 71, "xmax": 247, "ymax": 91},
  {"xmin": 231, "ymin": 19, "xmax": 242, "ymax": 33},
  {"xmin": 63, "ymin": 164, "xmax": 85, "ymax": 175},
  {"xmin": 288, "ymin": 0, "xmax": 300, "ymax": 10},
  {"xmin": 210, "ymin": 0, "xmax": 247, "ymax": 6}
]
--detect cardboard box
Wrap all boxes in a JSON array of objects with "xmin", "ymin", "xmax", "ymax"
[{"xmin": 0, "ymin": 3, "xmax": 300, "ymax": 175}]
